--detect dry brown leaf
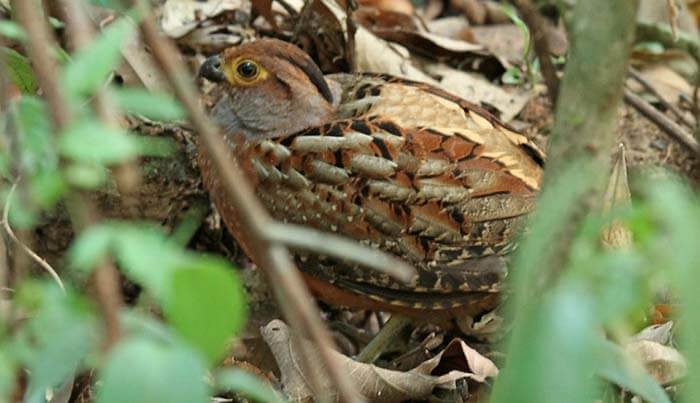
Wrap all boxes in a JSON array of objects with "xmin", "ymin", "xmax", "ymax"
[
  {"xmin": 639, "ymin": 0, "xmax": 699, "ymax": 37},
  {"xmin": 158, "ymin": 0, "xmax": 251, "ymax": 38},
  {"xmin": 601, "ymin": 144, "xmax": 633, "ymax": 249},
  {"xmin": 261, "ymin": 320, "xmax": 497, "ymax": 402},
  {"xmin": 631, "ymin": 64, "xmax": 693, "ymax": 104},
  {"xmin": 427, "ymin": 16, "xmax": 475, "ymax": 43},
  {"xmin": 450, "ymin": 0, "xmax": 487, "ymax": 25},
  {"xmin": 357, "ymin": 0, "xmax": 414, "ymax": 15},
  {"xmin": 632, "ymin": 322, "xmax": 674, "ymax": 346},
  {"xmin": 426, "ymin": 63, "xmax": 531, "ymax": 122},
  {"xmin": 89, "ymin": 7, "xmax": 168, "ymax": 90},
  {"xmin": 625, "ymin": 340, "xmax": 687, "ymax": 385}
]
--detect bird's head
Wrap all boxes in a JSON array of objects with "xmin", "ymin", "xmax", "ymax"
[{"xmin": 199, "ymin": 39, "xmax": 338, "ymax": 140}]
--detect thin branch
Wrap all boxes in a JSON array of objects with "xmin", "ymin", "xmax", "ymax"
[
  {"xmin": 628, "ymin": 67, "xmax": 695, "ymax": 129},
  {"xmin": 59, "ymin": 0, "xmax": 128, "ymax": 350},
  {"xmin": 12, "ymin": 0, "xmax": 123, "ymax": 348},
  {"xmin": 624, "ymin": 88, "xmax": 700, "ymax": 155},
  {"xmin": 511, "ymin": 0, "xmax": 560, "ymax": 104},
  {"xmin": 129, "ymin": 1, "xmax": 364, "ymax": 401},
  {"xmin": 2, "ymin": 184, "xmax": 65, "ymax": 291},
  {"xmin": 263, "ymin": 223, "xmax": 415, "ymax": 283}
]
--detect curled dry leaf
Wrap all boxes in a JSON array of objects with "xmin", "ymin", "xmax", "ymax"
[
  {"xmin": 261, "ymin": 320, "xmax": 498, "ymax": 402},
  {"xmin": 353, "ymin": 8, "xmax": 505, "ymax": 79},
  {"xmin": 159, "ymin": 0, "xmax": 252, "ymax": 38},
  {"xmin": 632, "ymin": 322, "xmax": 674, "ymax": 346},
  {"xmin": 625, "ymin": 340, "xmax": 687, "ymax": 385},
  {"xmin": 601, "ymin": 144, "xmax": 633, "ymax": 249},
  {"xmin": 88, "ymin": 7, "xmax": 168, "ymax": 91}
]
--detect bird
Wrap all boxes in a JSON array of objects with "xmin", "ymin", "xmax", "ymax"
[{"xmin": 197, "ymin": 38, "xmax": 544, "ymax": 320}]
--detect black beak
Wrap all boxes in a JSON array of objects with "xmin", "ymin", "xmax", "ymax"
[{"xmin": 199, "ymin": 55, "xmax": 226, "ymax": 83}]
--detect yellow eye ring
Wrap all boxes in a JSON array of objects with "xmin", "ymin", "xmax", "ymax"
[{"xmin": 235, "ymin": 59, "xmax": 260, "ymax": 81}]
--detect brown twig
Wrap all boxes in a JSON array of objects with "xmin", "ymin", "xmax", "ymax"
[
  {"xmin": 129, "ymin": 1, "xmax": 364, "ymax": 401},
  {"xmin": 666, "ymin": 0, "xmax": 678, "ymax": 40},
  {"xmin": 511, "ymin": 0, "xmax": 560, "ymax": 104},
  {"xmin": 12, "ymin": 0, "xmax": 123, "ymax": 348},
  {"xmin": 628, "ymin": 67, "xmax": 695, "ymax": 129},
  {"xmin": 2, "ymin": 184, "xmax": 64, "ymax": 290},
  {"xmin": 624, "ymin": 88, "xmax": 700, "ymax": 155}
]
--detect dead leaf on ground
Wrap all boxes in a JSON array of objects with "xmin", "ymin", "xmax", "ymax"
[
  {"xmin": 426, "ymin": 16, "xmax": 475, "ymax": 43},
  {"xmin": 358, "ymin": 0, "xmax": 414, "ymax": 16},
  {"xmin": 625, "ymin": 340, "xmax": 687, "ymax": 385},
  {"xmin": 261, "ymin": 319, "xmax": 497, "ymax": 403},
  {"xmin": 426, "ymin": 63, "xmax": 532, "ymax": 122},
  {"xmin": 158, "ymin": 0, "xmax": 252, "ymax": 38},
  {"xmin": 353, "ymin": 7, "xmax": 506, "ymax": 79},
  {"xmin": 632, "ymin": 322, "xmax": 674, "ymax": 346},
  {"xmin": 629, "ymin": 64, "xmax": 694, "ymax": 105}
]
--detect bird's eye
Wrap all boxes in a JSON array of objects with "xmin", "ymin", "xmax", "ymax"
[{"xmin": 236, "ymin": 60, "xmax": 259, "ymax": 80}]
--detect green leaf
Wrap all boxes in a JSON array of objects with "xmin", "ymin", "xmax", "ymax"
[
  {"xmin": 97, "ymin": 337, "xmax": 209, "ymax": 403},
  {"xmin": 113, "ymin": 88, "xmax": 185, "ymax": 120},
  {"xmin": 0, "ymin": 20, "xmax": 26, "ymax": 41},
  {"xmin": 164, "ymin": 259, "xmax": 247, "ymax": 363},
  {"xmin": 491, "ymin": 285, "xmax": 600, "ymax": 403},
  {"xmin": 68, "ymin": 224, "xmax": 115, "ymax": 273},
  {"xmin": 59, "ymin": 121, "xmax": 140, "ymax": 164},
  {"xmin": 13, "ymin": 283, "xmax": 99, "ymax": 403},
  {"xmin": 63, "ymin": 18, "xmax": 134, "ymax": 97},
  {"xmin": 69, "ymin": 223, "xmax": 185, "ymax": 300},
  {"xmin": 216, "ymin": 369, "xmax": 286, "ymax": 403},
  {"xmin": 64, "ymin": 162, "xmax": 109, "ymax": 189},
  {"xmin": 0, "ymin": 47, "xmax": 38, "ymax": 93},
  {"xmin": 0, "ymin": 348, "xmax": 15, "ymax": 402},
  {"xmin": 596, "ymin": 338, "xmax": 671, "ymax": 403}
]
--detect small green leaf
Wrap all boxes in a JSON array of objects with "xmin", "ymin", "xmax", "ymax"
[
  {"xmin": 164, "ymin": 259, "xmax": 247, "ymax": 363},
  {"xmin": 64, "ymin": 162, "xmax": 109, "ymax": 189},
  {"xmin": 68, "ymin": 224, "xmax": 115, "ymax": 273},
  {"xmin": 97, "ymin": 337, "xmax": 209, "ymax": 403},
  {"xmin": 63, "ymin": 18, "xmax": 134, "ymax": 97},
  {"xmin": 0, "ymin": 20, "xmax": 26, "ymax": 41},
  {"xmin": 113, "ymin": 88, "xmax": 185, "ymax": 120},
  {"xmin": 14, "ymin": 283, "xmax": 99, "ymax": 403},
  {"xmin": 59, "ymin": 121, "xmax": 140, "ymax": 164},
  {"xmin": 0, "ymin": 47, "xmax": 38, "ymax": 93},
  {"xmin": 216, "ymin": 369, "xmax": 286, "ymax": 403}
]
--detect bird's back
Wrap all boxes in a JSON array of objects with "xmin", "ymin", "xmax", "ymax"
[{"xmin": 231, "ymin": 73, "xmax": 544, "ymax": 311}]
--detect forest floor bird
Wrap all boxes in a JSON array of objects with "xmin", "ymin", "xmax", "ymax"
[{"xmin": 197, "ymin": 38, "xmax": 545, "ymax": 321}]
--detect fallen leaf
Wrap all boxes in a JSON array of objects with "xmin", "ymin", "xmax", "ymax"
[
  {"xmin": 625, "ymin": 340, "xmax": 687, "ymax": 385},
  {"xmin": 426, "ymin": 63, "xmax": 532, "ymax": 121},
  {"xmin": 632, "ymin": 322, "xmax": 674, "ymax": 346},
  {"xmin": 89, "ymin": 7, "xmax": 169, "ymax": 91},
  {"xmin": 601, "ymin": 144, "xmax": 633, "ymax": 249},
  {"xmin": 261, "ymin": 320, "xmax": 497, "ymax": 402},
  {"xmin": 631, "ymin": 64, "xmax": 693, "ymax": 104},
  {"xmin": 158, "ymin": 0, "xmax": 251, "ymax": 38},
  {"xmin": 357, "ymin": 0, "xmax": 414, "ymax": 15}
]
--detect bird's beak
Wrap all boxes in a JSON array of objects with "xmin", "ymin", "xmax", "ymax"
[{"xmin": 199, "ymin": 55, "xmax": 226, "ymax": 83}]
